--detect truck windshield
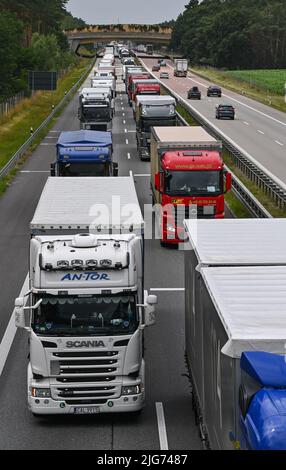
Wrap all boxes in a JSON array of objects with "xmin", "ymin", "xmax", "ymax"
[
  {"xmin": 32, "ymin": 295, "xmax": 138, "ymax": 337},
  {"xmin": 59, "ymin": 161, "xmax": 110, "ymax": 177},
  {"xmin": 165, "ymin": 170, "xmax": 222, "ymax": 196},
  {"xmin": 82, "ymin": 106, "xmax": 110, "ymax": 120}
]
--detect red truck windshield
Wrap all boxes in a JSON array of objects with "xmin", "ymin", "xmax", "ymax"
[{"xmin": 165, "ymin": 170, "xmax": 222, "ymax": 196}]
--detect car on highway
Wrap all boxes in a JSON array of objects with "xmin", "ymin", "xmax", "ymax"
[
  {"xmin": 207, "ymin": 85, "xmax": 222, "ymax": 97},
  {"xmin": 215, "ymin": 104, "xmax": 235, "ymax": 119},
  {"xmin": 152, "ymin": 64, "xmax": 160, "ymax": 72},
  {"xmin": 187, "ymin": 86, "xmax": 201, "ymax": 100},
  {"xmin": 160, "ymin": 71, "xmax": 169, "ymax": 79},
  {"xmin": 160, "ymin": 60, "xmax": 167, "ymax": 67}
]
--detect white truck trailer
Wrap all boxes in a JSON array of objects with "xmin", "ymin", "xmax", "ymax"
[
  {"xmin": 15, "ymin": 176, "xmax": 157, "ymax": 416},
  {"xmin": 174, "ymin": 59, "xmax": 188, "ymax": 77},
  {"xmin": 184, "ymin": 218, "xmax": 286, "ymax": 450}
]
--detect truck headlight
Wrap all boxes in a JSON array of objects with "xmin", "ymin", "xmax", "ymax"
[
  {"xmin": 122, "ymin": 385, "xmax": 141, "ymax": 396},
  {"xmin": 31, "ymin": 388, "xmax": 51, "ymax": 398}
]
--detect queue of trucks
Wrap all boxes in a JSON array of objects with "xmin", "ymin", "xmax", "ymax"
[{"xmin": 11, "ymin": 43, "xmax": 286, "ymax": 451}]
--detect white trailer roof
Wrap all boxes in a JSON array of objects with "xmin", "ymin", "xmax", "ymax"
[
  {"xmin": 152, "ymin": 126, "xmax": 221, "ymax": 149},
  {"xmin": 201, "ymin": 265, "xmax": 286, "ymax": 358},
  {"xmin": 31, "ymin": 177, "xmax": 144, "ymax": 232},
  {"xmin": 136, "ymin": 95, "xmax": 175, "ymax": 106},
  {"xmin": 184, "ymin": 219, "xmax": 286, "ymax": 266}
]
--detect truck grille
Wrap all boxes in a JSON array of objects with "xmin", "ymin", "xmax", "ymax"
[
  {"xmin": 50, "ymin": 349, "xmax": 123, "ymax": 402},
  {"xmin": 174, "ymin": 205, "xmax": 216, "ymax": 225}
]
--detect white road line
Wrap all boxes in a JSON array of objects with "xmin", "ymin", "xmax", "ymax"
[
  {"xmin": 44, "ymin": 136, "xmax": 58, "ymax": 139},
  {"xmin": 150, "ymin": 288, "xmax": 185, "ymax": 292},
  {"xmin": 134, "ymin": 173, "xmax": 150, "ymax": 177},
  {"xmin": 127, "ymin": 153, "xmax": 131, "ymax": 160},
  {"xmin": 40, "ymin": 143, "xmax": 54, "ymax": 146},
  {"xmin": 243, "ymin": 121, "xmax": 249, "ymax": 125},
  {"xmin": 128, "ymin": 130, "xmax": 136, "ymax": 133},
  {"xmin": 20, "ymin": 171, "xmax": 50, "ymax": 173},
  {"xmin": 129, "ymin": 170, "xmax": 133, "ymax": 177},
  {"xmin": 0, "ymin": 274, "xmax": 29, "ymax": 376},
  {"xmin": 257, "ymin": 130, "xmax": 265, "ymax": 135},
  {"xmin": 125, "ymin": 139, "xmax": 129, "ymax": 145},
  {"xmin": 123, "ymin": 120, "xmax": 126, "ymax": 124},
  {"xmin": 124, "ymin": 129, "xmax": 127, "ymax": 133},
  {"xmin": 275, "ymin": 140, "xmax": 284, "ymax": 146},
  {"xmin": 156, "ymin": 402, "xmax": 169, "ymax": 450},
  {"xmin": 49, "ymin": 130, "xmax": 61, "ymax": 133},
  {"xmin": 123, "ymin": 113, "xmax": 125, "ymax": 117},
  {"xmin": 122, "ymin": 107, "xmax": 124, "ymax": 110}
]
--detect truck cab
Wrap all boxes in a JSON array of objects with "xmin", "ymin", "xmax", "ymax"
[
  {"xmin": 150, "ymin": 127, "xmax": 231, "ymax": 245},
  {"xmin": 132, "ymin": 80, "xmax": 161, "ymax": 111},
  {"xmin": 15, "ymin": 233, "xmax": 157, "ymax": 416},
  {"xmin": 240, "ymin": 351, "xmax": 286, "ymax": 450},
  {"xmin": 135, "ymin": 95, "xmax": 177, "ymax": 160},
  {"xmin": 78, "ymin": 88, "xmax": 113, "ymax": 132},
  {"xmin": 51, "ymin": 130, "xmax": 118, "ymax": 177},
  {"xmin": 127, "ymin": 73, "xmax": 150, "ymax": 105}
]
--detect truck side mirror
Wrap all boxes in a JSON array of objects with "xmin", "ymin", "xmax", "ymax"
[
  {"xmin": 50, "ymin": 163, "xmax": 56, "ymax": 176},
  {"xmin": 155, "ymin": 172, "xmax": 163, "ymax": 193},
  {"xmin": 113, "ymin": 162, "xmax": 118, "ymax": 176},
  {"xmin": 144, "ymin": 295, "xmax": 158, "ymax": 327},
  {"xmin": 15, "ymin": 297, "xmax": 28, "ymax": 329},
  {"xmin": 224, "ymin": 171, "xmax": 232, "ymax": 193}
]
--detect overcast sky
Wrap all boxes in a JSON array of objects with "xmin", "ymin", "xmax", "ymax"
[{"xmin": 66, "ymin": 0, "xmax": 188, "ymax": 24}]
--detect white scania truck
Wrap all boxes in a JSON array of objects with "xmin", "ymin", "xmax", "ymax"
[{"xmin": 15, "ymin": 176, "xmax": 157, "ymax": 416}]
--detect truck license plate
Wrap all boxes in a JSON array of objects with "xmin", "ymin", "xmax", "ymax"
[{"xmin": 74, "ymin": 406, "xmax": 100, "ymax": 414}]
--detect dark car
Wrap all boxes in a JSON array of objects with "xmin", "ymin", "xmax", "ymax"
[
  {"xmin": 215, "ymin": 104, "xmax": 235, "ymax": 119},
  {"xmin": 187, "ymin": 86, "xmax": 201, "ymax": 100},
  {"xmin": 207, "ymin": 86, "xmax": 222, "ymax": 97},
  {"xmin": 152, "ymin": 64, "xmax": 160, "ymax": 72}
]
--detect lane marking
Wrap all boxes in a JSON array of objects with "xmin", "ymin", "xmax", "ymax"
[
  {"xmin": 129, "ymin": 170, "xmax": 133, "ymax": 177},
  {"xmin": 275, "ymin": 140, "xmax": 284, "ymax": 146},
  {"xmin": 243, "ymin": 121, "xmax": 249, "ymax": 126},
  {"xmin": 123, "ymin": 120, "xmax": 126, "ymax": 124},
  {"xmin": 257, "ymin": 130, "xmax": 265, "ymax": 135},
  {"xmin": 44, "ymin": 136, "xmax": 58, "ymax": 139},
  {"xmin": 127, "ymin": 153, "xmax": 131, "ymax": 160},
  {"xmin": 150, "ymin": 288, "xmax": 185, "ymax": 292},
  {"xmin": 20, "ymin": 171, "xmax": 50, "ymax": 173},
  {"xmin": 0, "ymin": 274, "xmax": 29, "ymax": 376},
  {"xmin": 123, "ymin": 113, "xmax": 125, "ymax": 116},
  {"xmin": 156, "ymin": 402, "xmax": 169, "ymax": 450},
  {"xmin": 124, "ymin": 129, "xmax": 127, "ymax": 133},
  {"xmin": 134, "ymin": 174, "xmax": 150, "ymax": 177},
  {"xmin": 49, "ymin": 130, "xmax": 61, "ymax": 133},
  {"xmin": 125, "ymin": 139, "xmax": 129, "ymax": 145},
  {"xmin": 40, "ymin": 143, "xmax": 54, "ymax": 146},
  {"xmin": 128, "ymin": 130, "xmax": 136, "ymax": 133}
]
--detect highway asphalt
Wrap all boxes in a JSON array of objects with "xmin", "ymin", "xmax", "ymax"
[
  {"xmin": 140, "ymin": 57, "xmax": 286, "ymax": 186},
  {"xmin": 0, "ymin": 63, "xmax": 203, "ymax": 449}
]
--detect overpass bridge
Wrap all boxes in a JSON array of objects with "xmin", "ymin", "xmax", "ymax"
[{"xmin": 65, "ymin": 25, "xmax": 172, "ymax": 53}]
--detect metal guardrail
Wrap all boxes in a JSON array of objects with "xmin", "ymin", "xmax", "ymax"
[
  {"xmin": 138, "ymin": 57, "xmax": 284, "ymax": 218},
  {"xmin": 175, "ymin": 112, "xmax": 272, "ymax": 218},
  {"xmin": 0, "ymin": 60, "xmax": 95, "ymax": 180}
]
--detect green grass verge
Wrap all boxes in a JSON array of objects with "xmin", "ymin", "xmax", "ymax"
[
  {"xmin": 223, "ymin": 151, "xmax": 286, "ymax": 217},
  {"xmin": 0, "ymin": 59, "xmax": 92, "ymax": 195},
  {"xmin": 0, "ymin": 59, "xmax": 91, "ymax": 170},
  {"xmin": 190, "ymin": 66, "xmax": 286, "ymax": 113}
]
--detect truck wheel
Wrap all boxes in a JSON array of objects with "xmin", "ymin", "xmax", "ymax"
[{"xmin": 160, "ymin": 240, "xmax": 169, "ymax": 248}]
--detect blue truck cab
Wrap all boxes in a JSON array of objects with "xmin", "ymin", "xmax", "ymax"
[
  {"xmin": 239, "ymin": 351, "xmax": 286, "ymax": 450},
  {"xmin": 51, "ymin": 130, "xmax": 118, "ymax": 177}
]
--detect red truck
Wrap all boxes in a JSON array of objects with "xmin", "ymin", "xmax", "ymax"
[
  {"xmin": 150, "ymin": 126, "xmax": 232, "ymax": 246},
  {"xmin": 131, "ymin": 80, "xmax": 160, "ymax": 114},
  {"xmin": 127, "ymin": 73, "xmax": 150, "ymax": 105}
]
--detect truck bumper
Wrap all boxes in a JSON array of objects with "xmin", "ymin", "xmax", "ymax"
[{"xmin": 28, "ymin": 393, "xmax": 144, "ymax": 415}]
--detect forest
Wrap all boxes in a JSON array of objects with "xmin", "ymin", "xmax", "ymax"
[
  {"xmin": 170, "ymin": 0, "xmax": 286, "ymax": 69},
  {"xmin": 0, "ymin": 0, "xmax": 86, "ymax": 99}
]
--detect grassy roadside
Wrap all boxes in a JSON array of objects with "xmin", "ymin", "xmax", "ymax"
[
  {"xmin": 0, "ymin": 58, "xmax": 92, "ymax": 195},
  {"xmin": 190, "ymin": 66, "xmax": 286, "ymax": 113}
]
